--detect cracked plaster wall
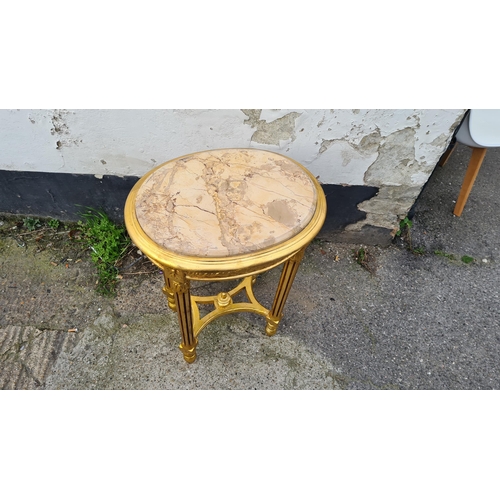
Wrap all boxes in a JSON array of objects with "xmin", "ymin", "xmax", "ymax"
[{"xmin": 0, "ymin": 109, "xmax": 465, "ymax": 233}]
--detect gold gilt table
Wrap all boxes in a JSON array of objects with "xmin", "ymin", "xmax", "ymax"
[{"xmin": 124, "ymin": 148, "xmax": 326, "ymax": 363}]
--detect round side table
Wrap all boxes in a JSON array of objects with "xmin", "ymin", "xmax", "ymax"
[{"xmin": 124, "ymin": 148, "xmax": 326, "ymax": 363}]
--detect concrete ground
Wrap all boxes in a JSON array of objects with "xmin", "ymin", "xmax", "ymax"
[{"xmin": 1, "ymin": 141, "xmax": 499, "ymax": 389}]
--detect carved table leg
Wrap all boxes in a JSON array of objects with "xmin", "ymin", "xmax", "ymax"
[
  {"xmin": 266, "ymin": 247, "xmax": 306, "ymax": 336},
  {"xmin": 162, "ymin": 275, "xmax": 177, "ymax": 312},
  {"xmin": 169, "ymin": 270, "xmax": 197, "ymax": 363}
]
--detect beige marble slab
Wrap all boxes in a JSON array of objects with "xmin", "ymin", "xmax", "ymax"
[{"xmin": 135, "ymin": 149, "xmax": 318, "ymax": 257}]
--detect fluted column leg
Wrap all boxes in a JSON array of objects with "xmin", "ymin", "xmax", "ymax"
[
  {"xmin": 266, "ymin": 247, "xmax": 306, "ymax": 336},
  {"xmin": 165, "ymin": 269, "xmax": 197, "ymax": 363},
  {"xmin": 162, "ymin": 275, "xmax": 177, "ymax": 312}
]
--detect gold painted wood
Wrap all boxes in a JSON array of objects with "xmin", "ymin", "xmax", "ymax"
[
  {"xmin": 162, "ymin": 275, "xmax": 177, "ymax": 312},
  {"xmin": 265, "ymin": 248, "xmax": 306, "ymax": 336},
  {"xmin": 168, "ymin": 270, "xmax": 197, "ymax": 363},
  {"xmin": 124, "ymin": 148, "xmax": 327, "ymax": 363},
  {"xmin": 190, "ymin": 275, "xmax": 269, "ymax": 337}
]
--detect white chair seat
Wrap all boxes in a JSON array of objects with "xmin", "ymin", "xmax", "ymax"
[
  {"xmin": 455, "ymin": 112, "xmax": 478, "ymax": 148},
  {"xmin": 459, "ymin": 110, "xmax": 500, "ymax": 148}
]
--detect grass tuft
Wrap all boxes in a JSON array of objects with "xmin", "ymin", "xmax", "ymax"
[{"xmin": 78, "ymin": 208, "xmax": 130, "ymax": 296}]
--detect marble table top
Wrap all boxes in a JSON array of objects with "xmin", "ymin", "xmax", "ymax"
[{"xmin": 135, "ymin": 149, "xmax": 318, "ymax": 257}]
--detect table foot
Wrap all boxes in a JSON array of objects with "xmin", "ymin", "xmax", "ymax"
[
  {"xmin": 265, "ymin": 317, "xmax": 280, "ymax": 336},
  {"xmin": 179, "ymin": 341, "xmax": 197, "ymax": 363}
]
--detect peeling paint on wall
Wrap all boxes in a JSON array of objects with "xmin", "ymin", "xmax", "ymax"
[
  {"xmin": 50, "ymin": 109, "xmax": 81, "ymax": 148},
  {"xmin": 0, "ymin": 108, "xmax": 466, "ymax": 237},
  {"xmin": 363, "ymin": 128, "xmax": 416, "ymax": 186},
  {"xmin": 341, "ymin": 111, "xmax": 465, "ymax": 234},
  {"xmin": 241, "ymin": 109, "xmax": 302, "ymax": 146}
]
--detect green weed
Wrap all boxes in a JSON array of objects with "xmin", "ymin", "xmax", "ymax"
[
  {"xmin": 353, "ymin": 246, "xmax": 376, "ymax": 274},
  {"xmin": 47, "ymin": 218, "xmax": 60, "ymax": 230},
  {"xmin": 353, "ymin": 246, "xmax": 366, "ymax": 265},
  {"xmin": 396, "ymin": 216, "xmax": 413, "ymax": 237},
  {"xmin": 78, "ymin": 208, "xmax": 130, "ymax": 296},
  {"xmin": 23, "ymin": 217, "xmax": 41, "ymax": 231},
  {"xmin": 461, "ymin": 255, "xmax": 474, "ymax": 264},
  {"xmin": 395, "ymin": 216, "xmax": 421, "ymax": 254},
  {"xmin": 434, "ymin": 250, "xmax": 456, "ymax": 260}
]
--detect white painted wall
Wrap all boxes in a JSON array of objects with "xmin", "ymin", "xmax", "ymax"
[{"xmin": 0, "ymin": 109, "xmax": 465, "ymax": 231}]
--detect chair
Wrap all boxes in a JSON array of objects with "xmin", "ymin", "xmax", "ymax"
[{"xmin": 439, "ymin": 109, "xmax": 500, "ymax": 216}]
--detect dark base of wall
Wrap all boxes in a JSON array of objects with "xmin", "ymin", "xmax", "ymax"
[
  {"xmin": 0, "ymin": 170, "xmax": 392, "ymax": 245},
  {"xmin": 318, "ymin": 184, "xmax": 393, "ymax": 246},
  {"xmin": 0, "ymin": 170, "xmax": 137, "ymax": 223}
]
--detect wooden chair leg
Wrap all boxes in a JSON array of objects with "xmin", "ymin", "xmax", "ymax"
[
  {"xmin": 438, "ymin": 143, "xmax": 456, "ymax": 166},
  {"xmin": 453, "ymin": 147, "xmax": 487, "ymax": 217}
]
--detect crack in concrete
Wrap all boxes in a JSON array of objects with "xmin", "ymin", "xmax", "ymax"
[
  {"xmin": 0, "ymin": 327, "xmax": 43, "ymax": 359},
  {"xmin": 20, "ymin": 360, "xmax": 42, "ymax": 387}
]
